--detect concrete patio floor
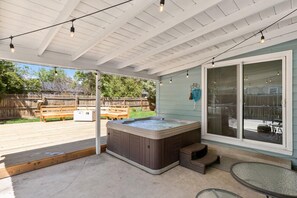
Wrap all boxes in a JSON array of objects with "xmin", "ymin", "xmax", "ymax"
[{"xmin": 0, "ymin": 153, "xmax": 263, "ymax": 198}]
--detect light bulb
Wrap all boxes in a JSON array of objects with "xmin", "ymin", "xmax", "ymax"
[
  {"xmin": 70, "ymin": 26, "xmax": 75, "ymax": 38},
  {"xmin": 54, "ymin": 68, "xmax": 58, "ymax": 76},
  {"xmin": 160, "ymin": 0, "xmax": 165, "ymax": 12},
  {"xmin": 10, "ymin": 43, "xmax": 15, "ymax": 53},
  {"xmin": 70, "ymin": 20, "xmax": 75, "ymax": 38},
  {"xmin": 260, "ymin": 35, "xmax": 265, "ymax": 44},
  {"xmin": 160, "ymin": 4, "xmax": 164, "ymax": 12},
  {"xmin": 260, "ymin": 31, "xmax": 265, "ymax": 44},
  {"xmin": 9, "ymin": 36, "xmax": 15, "ymax": 53}
]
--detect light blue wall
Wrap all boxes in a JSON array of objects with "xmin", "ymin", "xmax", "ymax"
[
  {"xmin": 159, "ymin": 39, "xmax": 297, "ymax": 167},
  {"xmin": 159, "ymin": 67, "xmax": 201, "ymax": 121}
]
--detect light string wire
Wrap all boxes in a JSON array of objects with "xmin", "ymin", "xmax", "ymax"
[
  {"xmin": 0, "ymin": 0, "xmax": 132, "ymax": 41},
  {"xmin": 162, "ymin": 7, "xmax": 297, "ymax": 83}
]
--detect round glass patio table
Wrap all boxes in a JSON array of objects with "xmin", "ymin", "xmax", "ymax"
[
  {"xmin": 196, "ymin": 188, "xmax": 242, "ymax": 198},
  {"xmin": 231, "ymin": 162, "xmax": 297, "ymax": 198}
]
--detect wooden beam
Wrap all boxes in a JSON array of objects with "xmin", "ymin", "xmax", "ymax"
[
  {"xmin": 97, "ymin": 0, "xmax": 222, "ymax": 66},
  {"xmin": 0, "ymin": 45, "xmax": 159, "ymax": 80},
  {"xmin": 157, "ymin": 23, "xmax": 297, "ymax": 76},
  {"xmin": 71, "ymin": 0, "xmax": 155, "ymax": 61},
  {"xmin": 131, "ymin": 0, "xmax": 287, "ymax": 72},
  {"xmin": 37, "ymin": 0, "xmax": 81, "ymax": 56},
  {"xmin": 136, "ymin": 7, "xmax": 297, "ymax": 72},
  {"xmin": 0, "ymin": 145, "xmax": 106, "ymax": 179}
]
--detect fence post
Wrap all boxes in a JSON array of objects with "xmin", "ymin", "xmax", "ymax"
[{"xmin": 75, "ymin": 95, "xmax": 79, "ymax": 108}]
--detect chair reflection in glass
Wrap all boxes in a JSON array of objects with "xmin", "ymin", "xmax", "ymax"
[{"xmin": 270, "ymin": 119, "xmax": 282, "ymax": 139}]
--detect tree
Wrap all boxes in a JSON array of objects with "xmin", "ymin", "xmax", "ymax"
[
  {"xmin": 73, "ymin": 71, "xmax": 156, "ymax": 103},
  {"xmin": 142, "ymin": 80, "xmax": 156, "ymax": 110},
  {"xmin": 0, "ymin": 60, "xmax": 41, "ymax": 94},
  {"xmin": 37, "ymin": 68, "xmax": 75, "ymax": 93},
  {"xmin": 74, "ymin": 71, "xmax": 96, "ymax": 95}
]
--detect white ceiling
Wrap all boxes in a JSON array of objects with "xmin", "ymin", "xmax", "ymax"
[{"xmin": 0, "ymin": 0, "xmax": 297, "ymax": 80}]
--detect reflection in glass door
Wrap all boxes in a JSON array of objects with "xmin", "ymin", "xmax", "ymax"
[
  {"xmin": 243, "ymin": 60, "xmax": 282, "ymax": 144},
  {"xmin": 207, "ymin": 66, "xmax": 238, "ymax": 138}
]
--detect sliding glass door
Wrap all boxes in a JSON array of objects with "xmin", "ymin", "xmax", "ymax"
[
  {"xmin": 243, "ymin": 60, "xmax": 282, "ymax": 144},
  {"xmin": 207, "ymin": 66, "xmax": 238, "ymax": 138},
  {"xmin": 203, "ymin": 51, "xmax": 292, "ymax": 154}
]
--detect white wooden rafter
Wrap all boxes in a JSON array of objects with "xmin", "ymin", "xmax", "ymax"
[
  {"xmin": 0, "ymin": 45, "xmax": 158, "ymax": 80},
  {"xmin": 156, "ymin": 22, "xmax": 297, "ymax": 76},
  {"xmin": 130, "ymin": 0, "xmax": 287, "ymax": 72},
  {"xmin": 71, "ymin": 0, "xmax": 156, "ymax": 61},
  {"xmin": 146, "ymin": 7, "xmax": 297, "ymax": 74},
  {"xmin": 37, "ymin": 0, "xmax": 81, "ymax": 56},
  {"xmin": 96, "ymin": 0, "xmax": 223, "ymax": 66}
]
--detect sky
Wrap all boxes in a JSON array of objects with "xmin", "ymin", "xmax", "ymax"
[{"xmin": 16, "ymin": 62, "xmax": 77, "ymax": 79}]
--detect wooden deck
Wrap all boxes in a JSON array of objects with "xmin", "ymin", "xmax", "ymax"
[{"xmin": 0, "ymin": 120, "xmax": 108, "ymax": 172}]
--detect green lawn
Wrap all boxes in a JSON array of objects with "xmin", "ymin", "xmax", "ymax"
[
  {"xmin": 0, "ymin": 117, "xmax": 73, "ymax": 124},
  {"xmin": 1, "ymin": 118, "xmax": 40, "ymax": 124},
  {"xmin": 0, "ymin": 108, "xmax": 156, "ymax": 125},
  {"xmin": 129, "ymin": 109, "xmax": 156, "ymax": 118}
]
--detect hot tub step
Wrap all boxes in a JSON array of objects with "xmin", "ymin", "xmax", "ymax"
[
  {"xmin": 190, "ymin": 154, "xmax": 220, "ymax": 174},
  {"xmin": 180, "ymin": 143, "xmax": 207, "ymax": 160},
  {"xmin": 180, "ymin": 143, "xmax": 220, "ymax": 174}
]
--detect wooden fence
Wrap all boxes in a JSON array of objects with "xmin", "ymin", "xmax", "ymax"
[{"xmin": 0, "ymin": 94, "xmax": 149, "ymax": 120}]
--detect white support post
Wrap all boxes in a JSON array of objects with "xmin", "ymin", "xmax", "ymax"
[
  {"xmin": 155, "ymin": 80, "xmax": 160, "ymax": 116},
  {"xmin": 95, "ymin": 71, "xmax": 101, "ymax": 155}
]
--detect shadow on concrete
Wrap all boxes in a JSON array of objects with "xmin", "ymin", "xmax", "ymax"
[{"xmin": 1, "ymin": 137, "xmax": 106, "ymax": 168}]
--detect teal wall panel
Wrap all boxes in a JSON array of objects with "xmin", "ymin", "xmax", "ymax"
[
  {"xmin": 159, "ymin": 39, "xmax": 297, "ymax": 167},
  {"xmin": 159, "ymin": 67, "xmax": 201, "ymax": 121}
]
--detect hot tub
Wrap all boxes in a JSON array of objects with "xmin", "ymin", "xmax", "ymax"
[{"xmin": 106, "ymin": 117, "xmax": 201, "ymax": 174}]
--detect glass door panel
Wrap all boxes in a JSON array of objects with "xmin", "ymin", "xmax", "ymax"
[
  {"xmin": 243, "ymin": 60, "xmax": 282, "ymax": 144},
  {"xmin": 207, "ymin": 66, "xmax": 238, "ymax": 138}
]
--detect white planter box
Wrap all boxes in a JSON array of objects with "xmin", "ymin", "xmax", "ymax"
[{"xmin": 74, "ymin": 110, "xmax": 96, "ymax": 122}]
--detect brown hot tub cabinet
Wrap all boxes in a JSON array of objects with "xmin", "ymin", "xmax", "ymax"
[{"xmin": 106, "ymin": 117, "xmax": 201, "ymax": 174}]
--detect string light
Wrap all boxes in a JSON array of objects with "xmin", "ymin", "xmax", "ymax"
[
  {"xmin": 169, "ymin": 77, "xmax": 172, "ymax": 83},
  {"xmin": 186, "ymin": 70, "xmax": 189, "ymax": 78},
  {"xmin": 277, "ymin": 71, "xmax": 280, "ymax": 76},
  {"xmin": 260, "ymin": 31, "xmax": 265, "ymax": 44},
  {"xmin": 9, "ymin": 36, "xmax": 15, "ymax": 53},
  {"xmin": 54, "ymin": 67, "xmax": 58, "ymax": 76},
  {"xmin": 0, "ymin": 0, "xmax": 295, "ymax": 84},
  {"xmin": 160, "ymin": 81, "xmax": 163, "ymax": 86},
  {"xmin": 70, "ymin": 19, "xmax": 75, "ymax": 38},
  {"xmin": 0, "ymin": 0, "xmax": 132, "ymax": 53},
  {"xmin": 160, "ymin": 0, "xmax": 165, "ymax": 12}
]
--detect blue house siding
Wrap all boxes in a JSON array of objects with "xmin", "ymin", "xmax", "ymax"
[
  {"xmin": 159, "ymin": 39, "xmax": 297, "ymax": 167},
  {"xmin": 159, "ymin": 67, "xmax": 201, "ymax": 121}
]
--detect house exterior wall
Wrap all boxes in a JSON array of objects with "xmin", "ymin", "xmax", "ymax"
[
  {"xmin": 158, "ymin": 67, "xmax": 201, "ymax": 121},
  {"xmin": 159, "ymin": 39, "xmax": 297, "ymax": 167}
]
